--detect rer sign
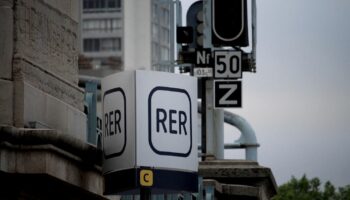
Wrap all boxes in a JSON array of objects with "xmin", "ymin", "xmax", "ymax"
[
  {"xmin": 102, "ymin": 70, "xmax": 198, "ymax": 194},
  {"xmin": 148, "ymin": 86, "xmax": 192, "ymax": 157}
]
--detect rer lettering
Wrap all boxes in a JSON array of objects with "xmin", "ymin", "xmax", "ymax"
[
  {"xmin": 156, "ymin": 108, "xmax": 187, "ymax": 135},
  {"xmin": 104, "ymin": 109, "xmax": 122, "ymax": 136}
]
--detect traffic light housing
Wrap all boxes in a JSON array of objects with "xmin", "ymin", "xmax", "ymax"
[
  {"xmin": 186, "ymin": 1, "xmax": 204, "ymax": 49},
  {"xmin": 176, "ymin": 26, "xmax": 193, "ymax": 44},
  {"xmin": 212, "ymin": 0, "xmax": 249, "ymax": 47}
]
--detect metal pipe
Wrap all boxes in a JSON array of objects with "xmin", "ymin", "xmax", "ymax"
[
  {"xmin": 224, "ymin": 110, "xmax": 258, "ymax": 161},
  {"xmin": 198, "ymin": 102, "xmax": 259, "ymax": 161}
]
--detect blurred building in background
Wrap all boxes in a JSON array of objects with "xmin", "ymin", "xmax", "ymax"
[
  {"xmin": 79, "ymin": 0, "xmax": 174, "ymax": 78},
  {"xmin": 79, "ymin": 0, "xmax": 123, "ymax": 77}
]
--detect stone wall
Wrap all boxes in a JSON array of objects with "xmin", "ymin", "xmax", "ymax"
[
  {"xmin": 0, "ymin": 0, "xmax": 14, "ymax": 126},
  {"xmin": 14, "ymin": 0, "xmax": 79, "ymax": 84},
  {"xmin": 0, "ymin": 0, "xmax": 86, "ymax": 141}
]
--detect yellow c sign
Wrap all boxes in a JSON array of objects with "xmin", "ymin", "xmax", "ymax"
[{"xmin": 140, "ymin": 169, "xmax": 153, "ymax": 187}]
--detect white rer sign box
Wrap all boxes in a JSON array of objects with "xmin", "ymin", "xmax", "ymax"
[{"xmin": 102, "ymin": 70, "xmax": 198, "ymax": 194}]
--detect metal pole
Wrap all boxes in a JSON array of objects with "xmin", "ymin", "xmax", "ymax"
[
  {"xmin": 203, "ymin": 0, "xmax": 224, "ymax": 160},
  {"xmin": 85, "ymin": 81, "xmax": 97, "ymax": 145},
  {"xmin": 213, "ymin": 106, "xmax": 224, "ymax": 159},
  {"xmin": 140, "ymin": 188, "xmax": 151, "ymax": 200},
  {"xmin": 201, "ymin": 78, "xmax": 207, "ymax": 160}
]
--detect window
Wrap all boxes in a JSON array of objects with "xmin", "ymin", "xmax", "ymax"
[
  {"xmin": 161, "ymin": 47, "xmax": 170, "ymax": 60},
  {"xmin": 83, "ymin": 0, "xmax": 121, "ymax": 12},
  {"xmin": 160, "ymin": 9, "xmax": 169, "ymax": 26},
  {"xmin": 83, "ymin": 39, "xmax": 100, "ymax": 52},
  {"xmin": 152, "ymin": 24, "xmax": 159, "ymax": 41},
  {"xmin": 83, "ymin": 38, "xmax": 121, "ymax": 52},
  {"xmin": 83, "ymin": 19, "xmax": 122, "ymax": 32},
  {"xmin": 107, "ymin": 0, "xmax": 121, "ymax": 8},
  {"xmin": 101, "ymin": 38, "xmax": 121, "ymax": 51}
]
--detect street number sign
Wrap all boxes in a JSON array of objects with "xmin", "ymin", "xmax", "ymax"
[
  {"xmin": 214, "ymin": 50, "xmax": 242, "ymax": 79},
  {"xmin": 193, "ymin": 67, "xmax": 213, "ymax": 77},
  {"xmin": 214, "ymin": 80, "xmax": 242, "ymax": 108}
]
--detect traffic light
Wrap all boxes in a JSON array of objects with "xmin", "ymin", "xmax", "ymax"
[
  {"xmin": 186, "ymin": 1, "xmax": 203, "ymax": 49},
  {"xmin": 212, "ymin": 0, "xmax": 249, "ymax": 47},
  {"xmin": 176, "ymin": 26, "xmax": 193, "ymax": 44}
]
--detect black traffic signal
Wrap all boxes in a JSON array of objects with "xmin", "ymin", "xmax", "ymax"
[
  {"xmin": 176, "ymin": 26, "xmax": 193, "ymax": 44},
  {"xmin": 212, "ymin": 0, "xmax": 249, "ymax": 47},
  {"xmin": 186, "ymin": 1, "xmax": 203, "ymax": 49}
]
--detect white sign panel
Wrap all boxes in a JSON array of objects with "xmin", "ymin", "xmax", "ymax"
[
  {"xmin": 214, "ymin": 50, "xmax": 242, "ymax": 79},
  {"xmin": 148, "ymin": 87, "xmax": 192, "ymax": 156},
  {"xmin": 103, "ymin": 88, "xmax": 126, "ymax": 158},
  {"xmin": 194, "ymin": 67, "xmax": 213, "ymax": 77},
  {"xmin": 102, "ymin": 70, "xmax": 198, "ymax": 174},
  {"xmin": 136, "ymin": 70, "xmax": 197, "ymax": 172},
  {"xmin": 102, "ymin": 71, "xmax": 136, "ymax": 174}
]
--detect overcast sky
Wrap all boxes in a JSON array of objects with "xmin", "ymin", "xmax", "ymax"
[{"xmin": 182, "ymin": 0, "xmax": 350, "ymax": 187}]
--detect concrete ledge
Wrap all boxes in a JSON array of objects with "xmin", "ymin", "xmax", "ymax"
[
  {"xmin": 23, "ymin": 82, "xmax": 87, "ymax": 141},
  {"xmin": 0, "ymin": 126, "xmax": 101, "ymax": 165},
  {"xmin": 199, "ymin": 160, "xmax": 277, "ymax": 199},
  {"xmin": 0, "ymin": 172, "xmax": 106, "ymax": 200},
  {"xmin": 203, "ymin": 179, "xmax": 260, "ymax": 198},
  {"xmin": 199, "ymin": 160, "xmax": 273, "ymax": 179},
  {"xmin": 0, "ymin": 126, "xmax": 105, "ymax": 199}
]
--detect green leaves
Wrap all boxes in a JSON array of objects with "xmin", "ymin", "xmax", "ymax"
[{"xmin": 273, "ymin": 175, "xmax": 350, "ymax": 200}]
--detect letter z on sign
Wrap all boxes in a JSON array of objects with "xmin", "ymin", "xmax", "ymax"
[
  {"xmin": 214, "ymin": 80, "xmax": 242, "ymax": 108},
  {"xmin": 148, "ymin": 86, "xmax": 192, "ymax": 157}
]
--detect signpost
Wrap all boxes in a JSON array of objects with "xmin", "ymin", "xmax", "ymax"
[
  {"xmin": 214, "ymin": 80, "xmax": 242, "ymax": 108},
  {"xmin": 192, "ymin": 49, "xmax": 243, "ymax": 108},
  {"xmin": 102, "ymin": 70, "xmax": 198, "ymax": 195},
  {"xmin": 214, "ymin": 50, "xmax": 242, "ymax": 79}
]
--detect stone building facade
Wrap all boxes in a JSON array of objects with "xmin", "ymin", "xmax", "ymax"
[{"xmin": 0, "ymin": 0, "xmax": 108, "ymax": 199}]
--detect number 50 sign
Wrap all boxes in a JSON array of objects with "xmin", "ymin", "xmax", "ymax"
[{"xmin": 214, "ymin": 50, "xmax": 242, "ymax": 79}]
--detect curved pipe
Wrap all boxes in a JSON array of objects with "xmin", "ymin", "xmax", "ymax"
[
  {"xmin": 198, "ymin": 102, "xmax": 259, "ymax": 161},
  {"xmin": 224, "ymin": 110, "xmax": 259, "ymax": 161}
]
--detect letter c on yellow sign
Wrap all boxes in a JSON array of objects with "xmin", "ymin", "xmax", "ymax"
[{"xmin": 140, "ymin": 170, "xmax": 153, "ymax": 187}]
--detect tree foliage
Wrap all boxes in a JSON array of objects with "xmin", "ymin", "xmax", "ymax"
[{"xmin": 272, "ymin": 175, "xmax": 350, "ymax": 200}]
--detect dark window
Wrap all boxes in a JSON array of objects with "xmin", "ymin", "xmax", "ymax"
[
  {"xmin": 83, "ymin": 39, "xmax": 100, "ymax": 52},
  {"xmin": 83, "ymin": 0, "xmax": 121, "ymax": 11},
  {"xmin": 108, "ymin": 0, "xmax": 116, "ymax": 8},
  {"xmin": 83, "ymin": 38, "xmax": 121, "ymax": 52}
]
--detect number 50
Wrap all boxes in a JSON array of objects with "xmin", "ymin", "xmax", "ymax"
[{"xmin": 214, "ymin": 51, "xmax": 242, "ymax": 79}]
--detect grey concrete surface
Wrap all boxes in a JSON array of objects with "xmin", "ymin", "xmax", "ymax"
[
  {"xmin": 14, "ymin": 0, "xmax": 79, "ymax": 84},
  {"xmin": 0, "ymin": 0, "xmax": 13, "ymax": 80},
  {"xmin": 43, "ymin": 0, "xmax": 79, "ymax": 22},
  {"xmin": 0, "ymin": 79, "xmax": 13, "ymax": 125},
  {"xmin": 13, "ymin": 58, "xmax": 84, "ymax": 111},
  {"xmin": 0, "ymin": 126, "xmax": 106, "ymax": 199},
  {"xmin": 199, "ymin": 160, "xmax": 277, "ymax": 199},
  {"xmin": 23, "ymin": 82, "xmax": 87, "ymax": 141}
]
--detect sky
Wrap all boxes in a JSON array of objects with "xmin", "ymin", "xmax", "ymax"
[{"xmin": 182, "ymin": 0, "xmax": 350, "ymax": 187}]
